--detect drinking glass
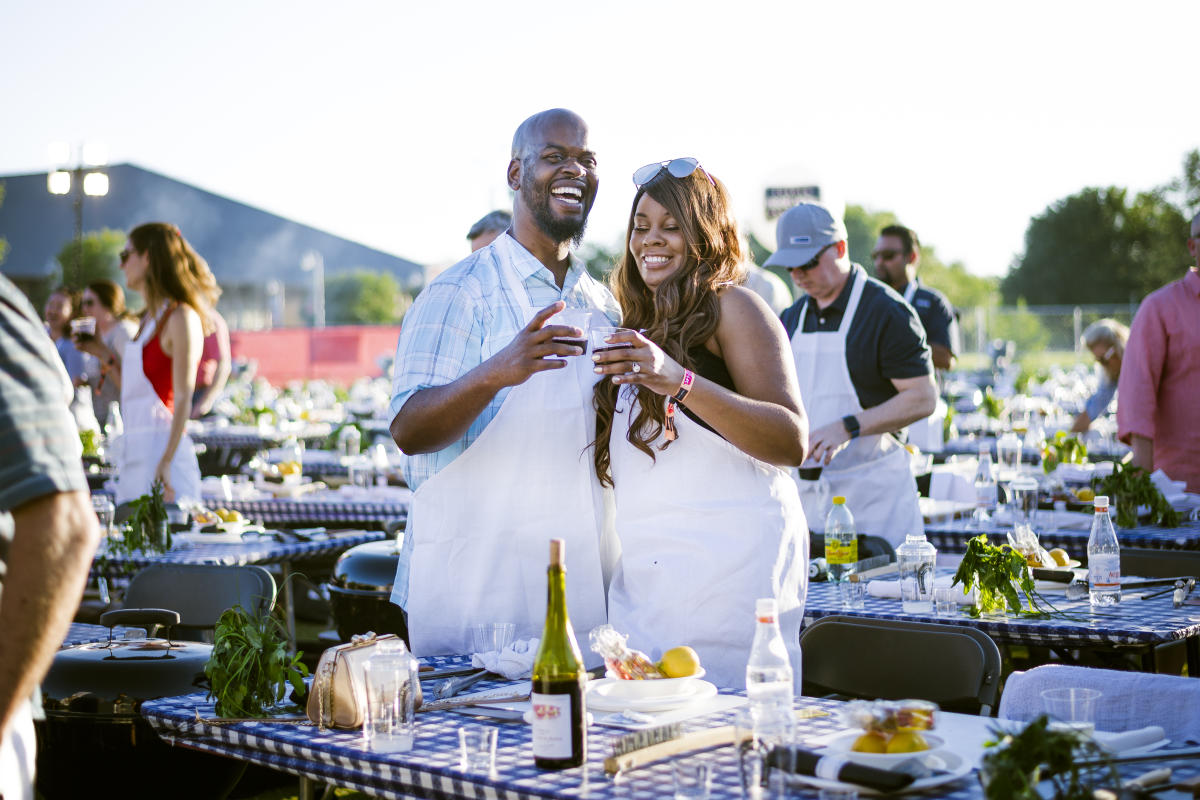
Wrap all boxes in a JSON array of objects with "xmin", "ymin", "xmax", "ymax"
[
  {"xmin": 70, "ymin": 316, "xmax": 96, "ymax": 337},
  {"xmin": 363, "ymin": 653, "xmax": 417, "ymax": 752},
  {"xmin": 548, "ymin": 308, "xmax": 592, "ymax": 355},
  {"xmin": 673, "ymin": 759, "xmax": 712, "ymax": 800},
  {"xmin": 458, "ymin": 725, "xmax": 498, "ymax": 773},
  {"xmin": 471, "ymin": 622, "xmax": 516, "ymax": 654},
  {"xmin": 91, "ymin": 494, "xmax": 115, "ymax": 537},
  {"xmin": 838, "ymin": 580, "xmax": 866, "ymax": 611},
  {"xmin": 348, "ymin": 455, "xmax": 373, "ymax": 490},
  {"xmin": 589, "ymin": 327, "xmax": 636, "ymax": 355},
  {"xmin": 1010, "ymin": 477, "xmax": 1039, "ymax": 529},
  {"xmin": 933, "ymin": 586, "xmax": 959, "ymax": 617},
  {"xmin": 1041, "ymin": 688, "xmax": 1100, "ymax": 735}
]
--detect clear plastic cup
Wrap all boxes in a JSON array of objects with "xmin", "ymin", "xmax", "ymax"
[
  {"xmin": 589, "ymin": 327, "xmax": 636, "ymax": 355},
  {"xmin": 933, "ymin": 586, "xmax": 959, "ymax": 617},
  {"xmin": 70, "ymin": 316, "xmax": 96, "ymax": 337},
  {"xmin": 471, "ymin": 622, "xmax": 515, "ymax": 654},
  {"xmin": 458, "ymin": 725, "xmax": 498, "ymax": 773},
  {"xmin": 673, "ymin": 758, "xmax": 712, "ymax": 800},
  {"xmin": 1041, "ymin": 688, "xmax": 1100, "ymax": 735},
  {"xmin": 839, "ymin": 580, "xmax": 866, "ymax": 610}
]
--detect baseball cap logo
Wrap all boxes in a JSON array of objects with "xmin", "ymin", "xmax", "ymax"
[{"xmin": 789, "ymin": 235, "xmax": 812, "ymax": 245}]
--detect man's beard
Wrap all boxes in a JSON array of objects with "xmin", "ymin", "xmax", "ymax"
[{"xmin": 522, "ymin": 176, "xmax": 589, "ymax": 248}]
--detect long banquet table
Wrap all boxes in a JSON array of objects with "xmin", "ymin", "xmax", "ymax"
[
  {"xmin": 805, "ymin": 573, "xmax": 1200, "ymax": 674},
  {"xmin": 924, "ymin": 518, "xmax": 1200, "ymax": 554},
  {"xmin": 142, "ymin": 655, "xmax": 1200, "ymax": 800}
]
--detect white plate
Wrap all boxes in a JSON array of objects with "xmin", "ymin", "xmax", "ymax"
[
  {"xmin": 585, "ymin": 679, "xmax": 718, "ymax": 712},
  {"xmin": 822, "ymin": 730, "xmax": 946, "ymax": 769},
  {"xmin": 791, "ymin": 749, "xmax": 971, "ymax": 796},
  {"xmin": 597, "ymin": 669, "xmax": 708, "ymax": 700}
]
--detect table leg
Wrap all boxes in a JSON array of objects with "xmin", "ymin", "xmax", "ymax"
[
  {"xmin": 282, "ymin": 562, "xmax": 297, "ymax": 655},
  {"xmin": 1187, "ymin": 636, "xmax": 1199, "ymax": 677}
]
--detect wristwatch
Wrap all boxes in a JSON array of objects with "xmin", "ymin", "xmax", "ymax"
[{"xmin": 842, "ymin": 414, "xmax": 861, "ymax": 440}]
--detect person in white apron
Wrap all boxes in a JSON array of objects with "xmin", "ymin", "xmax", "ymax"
[
  {"xmin": 389, "ymin": 109, "xmax": 620, "ymax": 657},
  {"xmin": 99, "ymin": 223, "xmax": 218, "ymax": 507},
  {"xmin": 768, "ymin": 204, "xmax": 936, "ymax": 547},
  {"xmin": 593, "ymin": 159, "xmax": 809, "ymax": 690}
]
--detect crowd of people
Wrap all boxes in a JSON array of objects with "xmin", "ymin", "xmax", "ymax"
[{"xmin": 2, "ymin": 105, "xmax": 1198, "ymax": 796}]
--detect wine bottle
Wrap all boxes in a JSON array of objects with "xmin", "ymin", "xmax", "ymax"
[{"xmin": 531, "ymin": 538, "xmax": 587, "ymax": 769}]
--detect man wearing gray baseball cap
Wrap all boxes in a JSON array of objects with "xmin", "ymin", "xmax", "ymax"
[{"xmin": 769, "ymin": 202, "xmax": 936, "ymax": 545}]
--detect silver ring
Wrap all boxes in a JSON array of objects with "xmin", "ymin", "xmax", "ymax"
[{"xmin": 631, "ymin": 363, "xmax": 641, "ymax": 373}]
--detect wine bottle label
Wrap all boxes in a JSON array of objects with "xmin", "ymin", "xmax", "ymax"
[
  {"xmin": 530, "ymin": 692, "xmax": 574, "ymax": 759},
  {"xmin": 1088, "ymin": 554, "xmax": 1120, "ymax": 588}
]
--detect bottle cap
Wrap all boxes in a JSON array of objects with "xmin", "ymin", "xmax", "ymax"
[
  {"xmin": 755, "ymin": 598, "xmax": 778, "ymax": 619},
  {"xmin": 832, "ymin": 496, "xmax": 846, "ymax": 505},
  {"xmin": 1094, "ymin": 496, "xmax": 1109, "ymax": 509}
]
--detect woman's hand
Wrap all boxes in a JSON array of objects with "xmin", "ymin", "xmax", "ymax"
[
  {"xmin": 591, "ymin": 329, "xmax": 687, "ymax": 397},
  {"xmin": 154, "ymin": 459, "xmax": 176, "ymax": 503}
]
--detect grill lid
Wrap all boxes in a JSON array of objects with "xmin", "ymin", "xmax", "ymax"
[{"xmin": 331, "ymin": 540, "xmax": 402, "ymax": 593}]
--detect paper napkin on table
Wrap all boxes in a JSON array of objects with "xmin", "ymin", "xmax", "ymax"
[
  {"xmin": 1093, "ymin": 726, "xmax": 1166, "ymax": 754},
  {"xmin": 472, "ymin": 637, "xmax": 539, "ymax": 680}
]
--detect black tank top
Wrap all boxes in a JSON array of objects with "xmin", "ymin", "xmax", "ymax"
[{"xmin": 679, "ymin": 343, "xmax": 734, "ymax": 436}]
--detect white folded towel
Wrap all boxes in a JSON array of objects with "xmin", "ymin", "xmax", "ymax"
[
  {"xmin": 471, "ymin": 637, "xmax": 540, "ymax": 680},
  {"xmin": 999, "ymin": 665, "xmax": 1200, "ymax": 744},
  {"xmin": 1093, "ymin": 726, "xmax": 1166, "ymax": 754},
  {"xmin": 866, "ymin": 576, "xmax": 977, "ymax": 605}
]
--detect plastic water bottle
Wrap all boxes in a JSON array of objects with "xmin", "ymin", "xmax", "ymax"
[
  {"xmin": 337, "ymin": 424, "xmax": 361, "ymax": 463},
  {"xmin": 970, "ymin": 446, "xmax": 996, "ymax": 528},
  {"xmin": 1088, "ymin": 495, "xmax": 1121, "ymax": 606},
  {"xmin": 104, "ymin": 401, "xmax": 125, "ymax": 465},
  {"xmin": 371, "ymin": 443, "xmax": 390, "ymax": 487},
  {"xmin": 897, "ymin": 534, "xmax": 937, "ymax": 612},
  {"xmin": 824, "ymin": 496, "xmax": 858, "ymax": 583},
  {"xmin": 745, "ymin": 598, "xmax": 795, "ymax": 746}
]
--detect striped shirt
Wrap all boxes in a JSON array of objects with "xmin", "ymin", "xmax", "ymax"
[{"xmin": 389, "ymin": 232, "xmax": 619, "ymax": 491}]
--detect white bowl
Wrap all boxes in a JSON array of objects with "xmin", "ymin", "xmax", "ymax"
[
  {"xmin": 596, "ymin": 668, "xmax": 707, "ymax": 700},
  {"xmin": 824, "ymin": 730, "xmax": 944, "ymax": 769}
]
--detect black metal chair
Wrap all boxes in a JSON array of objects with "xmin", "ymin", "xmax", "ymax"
[
  {"xmin": 122, "ymin": 563, "xmax": 276, "ymax": 641},
  {"xmin": 799, "ymin": 615, "xmax": 1003, "ymax": 715},
  {"xmin": 1119, "ymin": 548, "xmax": 1200, "ymax": 579}
]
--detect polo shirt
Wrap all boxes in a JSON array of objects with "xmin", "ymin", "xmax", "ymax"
[
  {"xmin": 899, "ymin": 279, "xmax": 959, "ymax": 355},
  {"xmin": 780, "ymin": 263, "xmax": 932, "ymax": 410}
]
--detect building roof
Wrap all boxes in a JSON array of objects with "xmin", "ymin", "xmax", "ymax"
[{"xmin": 0, "ymin": 163, "xmax": 424, "ymax": 290}]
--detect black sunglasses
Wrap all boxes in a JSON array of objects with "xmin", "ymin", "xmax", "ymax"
[
  {"xmin": 632, "ymin": 157, "xmax": 716, "ymax": 188},
  {"xmin": 787, "ymin": 244, "xmax": 834, "ymax": 273},
  {"xmin": 119, "ymin": 248, "xmax": 132, "ymax": 263},
  {"xmin": 871, "ymin": 249, "xmax": 902, "ymax": 261}
]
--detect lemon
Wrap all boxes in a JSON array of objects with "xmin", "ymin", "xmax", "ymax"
[
  {"xmin": 1049, "ymin": 548, "xmax": 1070, "ymax": 567},
  {"xmin": 885, "ymin": 731, "xmax": 929, "ymax": 753},
  {"xmin": 1076, "ymin": 488, "xmax": 1095, "ymax": 502},
  {"xmin": 278, "ymin": 460, "xmax": 302, "ymax": 476},
  {"xmin": 225, "ymin": 509, "xmax": 243, "ymax": 522},
  {"xmin": 852, "ymin": 731, "xmax": 889, "ymax": 753},
  {"xmin": 658, "ymin": 646, "xmax": 701, "ymax": 678}
]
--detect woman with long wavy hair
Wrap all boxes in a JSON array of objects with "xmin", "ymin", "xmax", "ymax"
[
  {"xmin": 592, "ymin": 159, "xmax": 810, "ymax": 688},
  {"xmin": 84, "ymin": 223, "xmax": 219, "ymax": 506}
]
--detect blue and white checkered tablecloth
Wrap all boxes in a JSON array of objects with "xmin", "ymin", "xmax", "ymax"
[
  {"xmin": 191, "ymin": 424, "xmax": 332, "ymax": 452},
  {"xmin": 61, "ymin": 622, "xmax": 133, "ymax": 648},
  {"xmin": 200, "ymin": 498, "xmax": 407, "ymax": 530},
  {"xmin": 91, "ymin": 530, "xmax": 386, "ymax": 576},
  {"xmin": 806, "ymin": 575, "xmax": 1200, "ymax": 650},
  {"xmin": 925, "ymin": 520, "xmax": 1200, "ymax": 554},
  {"xmin": 141, "ymin": 655, "xmax": 1200, "ymax": 800},
  {"xmin": 938, "ymin": 437, "xmax": 1129, "ymax": 464}
]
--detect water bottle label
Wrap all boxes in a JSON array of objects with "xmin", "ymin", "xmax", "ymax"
[
  {"xmin": 825, "ymin": 538, "xmax": 858, "ymax": 565},
  {"xmin": 531, "ymin": 692, "xmax": 574, "ymax": 758},
  {"xmin": 976, "ymin": 485, "xmax": 997, "ymax": 509},
  {"xmin": 1089, "ymin": 554, "xmax": 1120, "ymax": 589}
]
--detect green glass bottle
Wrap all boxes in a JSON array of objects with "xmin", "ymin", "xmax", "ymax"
[{"xmin": 530, "ymin": 538, "xmax": 587, "ymax": 769}]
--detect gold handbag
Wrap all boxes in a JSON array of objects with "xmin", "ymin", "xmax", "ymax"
[{"xmin": 306, "ymin": 632, "xmax": 415, "ymax": 730}]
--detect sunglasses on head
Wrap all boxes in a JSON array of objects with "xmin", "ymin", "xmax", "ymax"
[
  {"xmin": 871, "ymin": 249, "xmax": 902, "ymax": 261},
  {"xmin": 632, "ymin": 157, "xmax": 716, "ymax": 189},
  {"xmin": 787, "ymin": 244, "xmax": 834, "ymax": 273}
]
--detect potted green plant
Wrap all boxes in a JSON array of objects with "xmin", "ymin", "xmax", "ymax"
[
  {"xmin": 953, "ymin": 535, "xmax": 1045, "ymax": 617},
  {"xmin": 205, "ymin": 600, "xmax": 309, "ymax": 718},
  {"xmin": 1092, "ymin": 461, "xmax": 1180, "ymax": 529}
]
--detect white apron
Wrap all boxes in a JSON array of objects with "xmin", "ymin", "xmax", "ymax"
[
  {"xmin": 400, "ymin": 258, "xmax": 616, "ymax": 657},
  {"xmin": 900, "ymin": 281, "xmax": 944, "ymax": 453},
  {"xmin": 115, "ymin": 309, "xmax": 201, "ymax": 507},
  {"xmin": 607, "ymin": 387, "xmax": 808, "ymax": 691},
  {"xmin": 0, "ymin": 699, "xmax": 34, "ymax": 800},
  {"xmin": 790, "ymin": 271, "xmax": 923, "ymax": 546}
]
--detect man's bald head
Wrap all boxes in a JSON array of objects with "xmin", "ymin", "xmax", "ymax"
[{"xmin": 511, "ymin": 109, "xmax": 587, "ymax": 161}]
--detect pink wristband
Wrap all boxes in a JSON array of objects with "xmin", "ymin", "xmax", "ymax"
[{"xmin": 672, "ymin": 370, "xmax": 695, "ymax": 403}]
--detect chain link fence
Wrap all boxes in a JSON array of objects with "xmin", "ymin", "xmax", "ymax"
[{"xmin": 958, "ymin": 303, "xmax": 1140, "ymax": 358}]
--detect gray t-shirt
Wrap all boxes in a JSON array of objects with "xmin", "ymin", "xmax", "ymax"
[{"xmin": 0, "ymin": 275, "xmax": 89, "ymax": 599}]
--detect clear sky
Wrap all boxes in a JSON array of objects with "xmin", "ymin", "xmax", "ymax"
[{"xmin": 2, "ymin": 0, "xmax": 1197, "ymax": 277}]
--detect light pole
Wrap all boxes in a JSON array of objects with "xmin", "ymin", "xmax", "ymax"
[
  {"xmin": 301, "ymin": 250, "xmax": 325, "ymax": 329},
  {"xmin": 47, "ymin": 142, "xmax": 108, "ymax": 287}
]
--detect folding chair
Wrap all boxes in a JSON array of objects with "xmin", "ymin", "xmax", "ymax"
[
  {"xmin": 122, "ymin": 563, "xmax": 276, "ymax": 641},
  {"xmin": 1119, "ymin": 548, "xmax": 1200, "ymax": 579},
  {"xmin": 799, "ymin": 615, "xmax": 1002, "ymax": 715}
]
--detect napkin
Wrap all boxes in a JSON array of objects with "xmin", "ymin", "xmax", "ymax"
[
  {"xmin": 866, "ymin": 575, "xmax": 977, "ymax": 605},
  {"xmin": 1093, "ymin": 726, "xmax": 1166, "ymax": 754},
  {"xmin": 472, "ymin": 637, "xmax": 539, "ymax": 680}
]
